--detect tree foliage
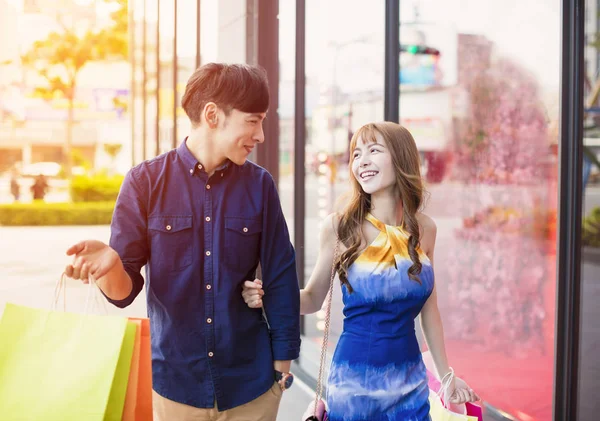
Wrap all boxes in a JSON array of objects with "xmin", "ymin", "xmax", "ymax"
[
  {"xmin": 20, "ymin": 0, "xmax": 128, "ymax": 178},
  {"xmin": 22, "ymin": 0, "xmax": 128, "ymax": 101}
]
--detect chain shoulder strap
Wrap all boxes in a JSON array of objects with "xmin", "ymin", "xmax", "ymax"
[{"xmin": 313, "ymin": 239, "xmax": 339, "ymax": 415}]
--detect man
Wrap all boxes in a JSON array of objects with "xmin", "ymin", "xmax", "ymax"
[{"xmin": 65, "ymin": 63, "xmax": 300, "ymax": 421}]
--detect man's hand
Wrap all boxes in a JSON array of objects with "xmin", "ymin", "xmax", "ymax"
[
  {"xmin": 65, "ymin": 240, "xmax": 122, "ymax": 284},
  {"xmin": 242, "ymin": 279, "xmax": 264, "ymax": 308},
  {"xmin": 274, "ymin": 360, "xmax": 291, "ymax": 374}
]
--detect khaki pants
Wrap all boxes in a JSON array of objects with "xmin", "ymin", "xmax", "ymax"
[{"xmin": 152, "ymin": 382, "xmax": 283, "ymax": 421}]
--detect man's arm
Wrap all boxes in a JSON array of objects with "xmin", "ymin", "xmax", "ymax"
[
  {"xmin": 260, "ymin": 175, "xmax": 301, "ymax": 371},
  {"xmin": 65, "ymin": 239, "xmax": 133, "ymax": 301},
  {"xmin": 105, "ymin": 168, "xmax": 149, "ymax": 307},
  {"xmin": 65, "ymin": 169, "xmax": 148, "ymax": 308}
]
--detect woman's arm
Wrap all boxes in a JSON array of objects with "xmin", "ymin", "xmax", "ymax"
[
  {"xmin": 418, "ymin": 214, "xmax": 478, "ymax": 404},
  {"xmin": 300, "ymin": 213, "xmax": 340, "ymax": 315},
  {"xmin": 418, "ymin": 215, "xmax": 452, "ymax": 379}
]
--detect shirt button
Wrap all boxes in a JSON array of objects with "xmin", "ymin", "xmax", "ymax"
[
  {"xmin": 221, "ymin": 173, "xmax": 224, "ymax": 177},
  {"xmin": 207, "ymin": 318, "xmax": 212, "ymax": 324},
  {"xmin": 166, "ymin": 225, "xmax": 172, "ymax": 231},
  {"xmin": 189, "ymin": 169, "xmax": 194, "ymax": 174},
  {"xmin": 206, "ymin": 251, "xmax": 211, "ymax": 256},
  {"xmin": 243, "ymin": 227, "xmax": 248, "ymax": 233},
  {"xmin": 206, "ymin": 184, "xmax": 211, "ymax": 190},
  {"xmin": 205, "ymin": 216, "xmax": 211, "ymax": 222},
  {"xmin": 198, "ymin": 164, "xmax": 203, "ymax": 170},
  {"xmin": 206, "ymin": 285, "xmax": 212, "ymax": 290},
  {"xmin": 208, "ymin": 352, "xmax": 214, "ymax": 357}
]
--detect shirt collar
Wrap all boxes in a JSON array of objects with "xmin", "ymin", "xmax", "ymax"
[{"xmin": 177, "ymin": 137, "xmax": 232, "ymax": 176}]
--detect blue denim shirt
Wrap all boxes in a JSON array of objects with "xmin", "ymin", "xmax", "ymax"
[{"xmin": 107, "ymin": 140, "xmax": 301, "ymax": 410}]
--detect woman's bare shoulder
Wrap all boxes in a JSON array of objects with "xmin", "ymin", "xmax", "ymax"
[
  {"xmin": 416, "ymin": 212, "xmax": 437, "ymax": 233},
  {"xmin": 416, "ymin": 213, "xmax": 437, "ymax": 254}
]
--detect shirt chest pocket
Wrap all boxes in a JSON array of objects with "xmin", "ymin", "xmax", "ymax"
[
  {"xmin": 148, "ymin": 215, "xmax": 193, "ymax": 271},
  {"xmin": 224, "ymin": 216, "xmax": 262, "ymax": 272}
]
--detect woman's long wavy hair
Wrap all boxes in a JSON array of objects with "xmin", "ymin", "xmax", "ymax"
[{"xmin": 336, "ymin": 122, "xmax": 425, "ymax": 293}]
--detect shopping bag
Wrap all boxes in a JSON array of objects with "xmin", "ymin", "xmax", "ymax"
[
  {"xmin": 123, "ymin": 319, "xmax": 142, "ymax": 421},
  {"xmin": 107, "ymin": 319, "xmax": 138, "ymax": 420},
  {"xmin": 135, "ymin": 317, "xmax": 153, "ymax": 420},
  {"xmin": 122, "ymin": 317, "xmax": 153, "ymax": 421},
  {"xmin": 0, "ymin": 303, "xmax": 135, "ymax": 421},
  {"xmin": 427, "ymin": 370, "xmax": 483, "ymax": 421}
]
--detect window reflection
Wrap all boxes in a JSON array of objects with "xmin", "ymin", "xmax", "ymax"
[
  {"xmin": 400, "ymin": 2, "xmax": 559, "ymax": 419},
  {"xmin": 290, "ymin": 1, "xmax": 560, "ymax": 420},
  {"xmin": 297, "ymin": 0, "xmax": 386, "ymax": 383}
]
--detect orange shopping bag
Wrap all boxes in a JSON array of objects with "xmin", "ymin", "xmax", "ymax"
[{"xmin": 122, "ymin": 317, "xmax": 153, "ymax": 421}]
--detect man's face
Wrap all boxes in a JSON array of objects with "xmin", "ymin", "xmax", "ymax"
[{"xmin": 215, "ymin": 109, "xmax": 266, "ymax": 165}]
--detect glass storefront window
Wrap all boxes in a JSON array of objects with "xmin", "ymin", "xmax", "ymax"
[
  {"xmin": 144, "ymin": 0, "xmax": 158, "ymax": 159},
  {"xmin": 157, "ymin": 0, "xmax": 174, "ymax": 152},
  {"xmin": 285, "ymin": 1, "xmax": 563, "ymax": 419},
  {"xmin": 279, "ymin": 0, "xmax": 295, "ymax": 230},
  {"xmin": 134, "ymin": 0, "xmax": 254, "ymax": 157},
  {"xmin": 292, "ymin": 0, "xmax": 386, "ymax": 381},
  {"xmin": 131, "ymin": 0, "xmax": 145, "ymax": 164},
  {"xmin": 175, "ymin": 0, "xmax": 198, "ymax": 145},
  {"xmin": 398, "ymin": 1, "xmax": 559, "ymax": 419}
]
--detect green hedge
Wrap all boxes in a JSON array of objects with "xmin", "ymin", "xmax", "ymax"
[
  {"xmin": 583, "ymin": 207, "xmax": 600, "ymax": 248},
  {"xmin": 0, "ymin": 202, "xmax": 115, "ymax": 226},
  {"xmin": 70, "ymin": 174, "xmax": 124, "ymax": 203}
]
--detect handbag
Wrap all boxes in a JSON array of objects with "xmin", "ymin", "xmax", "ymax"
[{"xmin": 301, "ymin": 240, "xmax": 339, "ymax": 421}]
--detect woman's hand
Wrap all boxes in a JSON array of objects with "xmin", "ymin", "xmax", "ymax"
[
  {"xmin": 447, "ymin": 376, "xmax": 480, "ymax": 404},
  {"xmin": 242, "ymin": 279, "xmax": 264, "ymax": 308}
]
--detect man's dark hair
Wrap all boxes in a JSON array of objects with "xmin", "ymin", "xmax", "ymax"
[{"xmin": 181, "ymin": 63, "xmax": 270, "ymax": 125}]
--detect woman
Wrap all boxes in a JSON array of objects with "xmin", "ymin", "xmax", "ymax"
[{"xmin": 243, "ymin": 122, "xmax": 479, "ymax": 420}]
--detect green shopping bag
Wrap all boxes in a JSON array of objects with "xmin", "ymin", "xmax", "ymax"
[
  {"xmin": 0, "ymin": 303, "xmax": 137, "ymax": 421},
  {"xmin": 107, "ymin": 319, "xmax": 138, "ymax": 420}
]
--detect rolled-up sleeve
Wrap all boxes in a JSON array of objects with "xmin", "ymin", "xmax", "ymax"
[
  {"xmin": 106, "ymin": 168, "xmax": 148, "ymax": 308},
  {"xmin": 260, "ymin": 175, "xmax": 301, "ymax": 361}
]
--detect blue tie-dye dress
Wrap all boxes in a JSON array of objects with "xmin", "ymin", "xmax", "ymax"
[{"xmin": 326, "ymin": 213, "xmax": 435, "ymax": 421}]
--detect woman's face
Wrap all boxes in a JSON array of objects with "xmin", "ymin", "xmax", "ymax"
[{"xmin": 351, "ymin": 133, "xmax": 396, "ymax": 195}]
